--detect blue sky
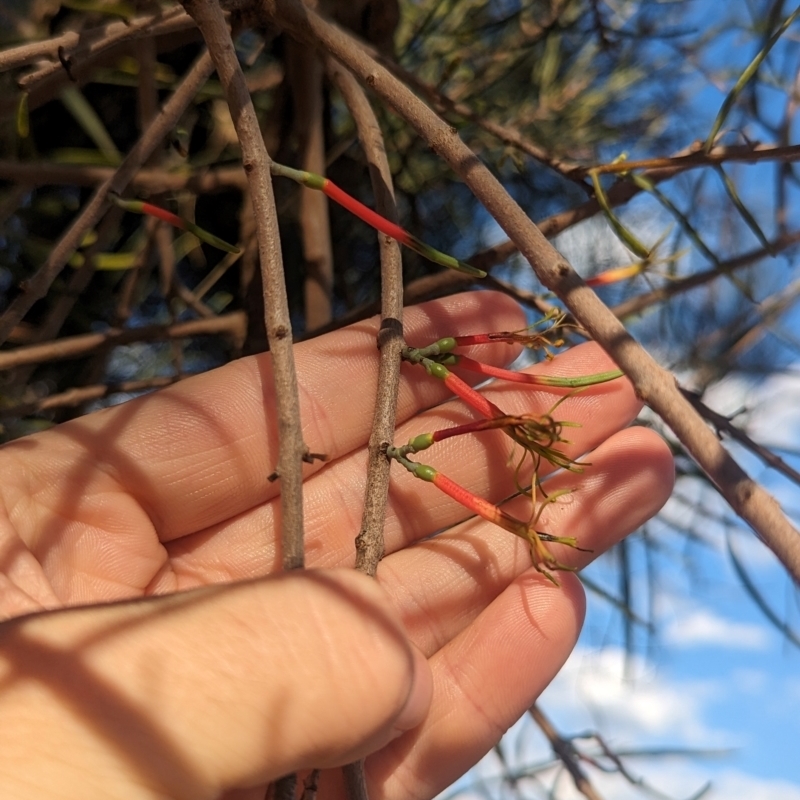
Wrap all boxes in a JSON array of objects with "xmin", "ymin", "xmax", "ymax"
[
  {"xmin": 443, "ymin": 363, "xmax": 800, "ymax": 796},
  {"xmin": 445, "ymin": 2, "xmax": 800, "ymax": 791}
]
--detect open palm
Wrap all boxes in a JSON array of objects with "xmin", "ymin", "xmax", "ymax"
[{"xmin": 0, "ymin": 291, "xmax": 673, "ymax": 800}]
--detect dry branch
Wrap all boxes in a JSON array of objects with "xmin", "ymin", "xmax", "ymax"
[
  {"xmin": 0, "ymin": 312, "xmax": 246, "ymax": 371},
  {"xmin": 0, "ymin": 7, "xmax": 192, "ymax": 73},
  {"xmin": 530, "ymin": 704, "xmax": 605, "ymax": 800},
  {"xmin": 0, "ymin": 161, "xmax": 248, "ymax": 192},
  {"xmin": 180, "ymin": 0, "xmax": 307, "ymax": 570},
  {"xmin": 326, "ymin": 51, "xmax": 406, "ymax": 800},
  {"xmin": 0, "ymin": 376, "xmax": 181, "ymax": 419}
]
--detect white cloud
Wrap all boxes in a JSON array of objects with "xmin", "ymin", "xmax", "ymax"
[
  {"xmin": 538, "ymin": 646, "xmax": 728, "ymax": 746},
  {"xmin": 706, "ymin": 770, "xmax": 800, "ymax": 800},
  {"xmin": 702, "ymin": 368, "xmax": 800, "ymax": 448},
  {"xmin": 663, "ymin": 609, "xmax": 770, "ymax": 650}
]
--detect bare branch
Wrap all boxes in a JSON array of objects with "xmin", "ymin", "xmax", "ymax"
[
  {"xmin": 0, "ymin": 161, "xmax": 248, "ymax": 192},
  {"xmin": 682, "ymin": 389, "xmax": 800, "ymax": 487},
  {"xmin": 377, "ymin": 55, "xmax": 587, "ymax": 188},
  {"xmin": 612, "ymin": 231, "xmax": 800, "ymax": 321},
  {"xmin": 0, "ymin": 312, "xmax": 246, "ymax": 371},
  {"xmin": 0, "ymin": 7, "xmax": 192, "ymax": 73},
  {"xmin": 3, "ymin": 12, "xmax": 200, "ymax": 117},
  {"xmin": 327, "ymin": 56, "xmax": 404, "ymax": 579},
  {"xmin": 0, "ymin": 376, "xmax": 181, "ymax": 419},
  {"xmin": 530, "ymin": 704, "xmax": 606, "ymax": 800},
  {"xmin": 180, "ymin": 0, "xmax": 307, "ymax": 570}
]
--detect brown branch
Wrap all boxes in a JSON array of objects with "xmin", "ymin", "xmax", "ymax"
[
  {"xmin": 180, "ymin": 0, "xmax": 307, "ymax": 573},
  {"xmin": 3, "ymin": 206, "xmax": 126, "ymax": 394},
  {"xmin": 529, "ymin": 704, "xmax": 605, "ymax": 800},
  {"xmin": 418, "ymin": 141, "xmax": 800, "ymax": 280},
  {"xmin": 583, "ymin": 141, "xmax": 800, "ymax": 177},
  {"xmin": 327, "ymin": 56, "xmax": 405, "ymax": 577},
  {"xmin": 4, "ymin": 13, "xmax": 201, "ymax": 117},
  {"xmin": 258, "ymin": 0, "xmax": 800, "ymax": 584},
  {"xmin": 0, "ymin": 161, "xmax": 248, "ymax": 193},
  {"xmin": 288, "ymin": 44, "xmax": 334, "ymax": 329},
  {"xmin": 377, "ymin": 56, "xmax": 587, "ymax": 188},
  {"xmin": 681, "ymin": 389, "xmax": 800, "ymax": 487},
  {"xmin": 0, "ymin": 312, "xmax": 246, "ymax": 372},
  {"xmin": 0, "ymin": 376, "xmax": 181, "ymax": 419},
  {"xmin": 0, "ymin": 48, "xmax": 216, "ymax": 347},
  {"xmin": 327, "ymin": 53, "xmax": 406, "ymax": 800},
  {"xmin": 0, "ymin": 7, "xmax": 191, "ymax": 73}
]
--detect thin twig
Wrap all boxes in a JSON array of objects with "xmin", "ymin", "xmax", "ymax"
[
  {"xmin": 681, "ymin": 389, "xmax": 800, "ymax": 487},
  {"xmin": 583, "ymin": 141, "xmax": 800, "ymax": 177},
  {"xmin": 611, "ymin": 230, "xmax": 800, "ymax": 320},
  {"xmin": 0, "ymin": 48, "xmax": 216, "ymax": 347},
  {"xmin": 376, "ymin": 55, "xmax": 587, "ymax": 188},
  {"xmin": 0, "ymin": 8, "xmax": 191, "ymax": 73},
  {"xmin": 327, "ymin": 57, "xmax": 404, "ymax": 575},
  {"xmin": 0, "ymin": 376, "xmax": 181, "ymax": 419},
  {"xmin": 5, "ymin": 14, "xmax": 200, "ymax": 117},
  {"xmin": 258, "ymin": 0, "xmax": 800, "ymax": 583},
  {"xmin": 530, "ymin": 704, "xmax": 605, "ymax": 800},
  {"xmin": 181, "ymin": 0, "xmax": 306, "ymax": 568},
  {"xmin": 0, "ymin": 161, "xmax": 249, "ymax": 192},
  {"xmin": 327, "ymin": 53, "xmax": 406, "ymax": 800},
  {"xmin": 0, "ymin": 312, "xmax": 246, "ymax": 371}
]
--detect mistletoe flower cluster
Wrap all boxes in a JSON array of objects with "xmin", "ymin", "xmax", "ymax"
[{"xmin": 387, "ymin": 317, "xmax": 623, "ymax": 584}]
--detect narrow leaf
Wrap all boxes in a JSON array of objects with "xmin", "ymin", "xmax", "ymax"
[
  {"xmin": 629, "ymin": 172, "xmax": 720, "ymax": 266},
  {"xmin": 60, "ymin": 86, "xmax": 122, "ymax": 165},
  {"xmin": 715, "ymin": 165, "xmax": 775, "ymax": 255},
  {"xmin": 109, "ymin": 194, "xmax": 241, "ymax": 254},
  {"xmin": 590, "ymin": 170, "xmax": 651, "ymax": 259},
  {"xmin": 16, "ymin": 93, "xmax": 29, "ymax": 139},
  {"xmin": 271, "ymin": 161, "xmax": 486, "ymax": 277},
  {"xmin": 705, "ymin": 5, "xmax": 800, "ymax": 151}
]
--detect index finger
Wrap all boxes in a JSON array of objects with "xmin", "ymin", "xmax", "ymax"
[{"xmin": 1, "ymin": 292, "xmax": 526, "ymax": 541}]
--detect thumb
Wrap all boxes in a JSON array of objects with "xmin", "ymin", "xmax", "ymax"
[{"xmin": 0, "ymin": 569, "xmax": 432, "ymax": 799}]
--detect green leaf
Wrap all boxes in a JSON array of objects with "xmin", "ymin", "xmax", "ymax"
[
  {"xmin": 705, "ymin": 5, "xmax": 800, "ymax": 151},
  {"xmin": 715, "ymin": 165, "xmax": 775, "ymax": 255},
  {"xmin": 59, "ymin": 87, "xmax": 122, "ymax": 166},
  {"xmin": 16, "ymin": 93, "xmax": 29, "ymax": 138},
  {"xmin": 590, "ymin": 169, "xmax": 651, "ymax": 259},
  {"xmin": 629, "ymin": 172, "xmax": 720, "ymax": 266}
]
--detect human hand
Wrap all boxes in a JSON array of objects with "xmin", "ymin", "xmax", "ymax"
[{"xmin": 0, "ymin": 291, "xmax": 673, "ymax": 799}]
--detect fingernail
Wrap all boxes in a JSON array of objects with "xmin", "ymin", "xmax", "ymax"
[{"xmin": 392, "ymin": 645, "xmax": 432, "ymax": 735}]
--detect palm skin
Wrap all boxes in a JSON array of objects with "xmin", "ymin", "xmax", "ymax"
[{"xmin": 0, "ymin": 291, "xmax": 673, "ymax": 800}]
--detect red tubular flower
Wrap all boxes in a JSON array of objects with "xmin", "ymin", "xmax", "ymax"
[
  {"xmin": 585, "ymin": 263, "xmax": 644, "ymax": 286},
  {"xmin": 269, "ymin": 162, "xmax": 486, "ymax": 277},
  {"xmin": 109, "ymin": 193, "xmax": 240, "ymax": 253},
  {"xmin": 396, "ymin": 455, "xmax": 578, "ymax": 583},
  {"xmin": 449, "ymin": 355, "xmax": 623, "ymax": 388}
]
